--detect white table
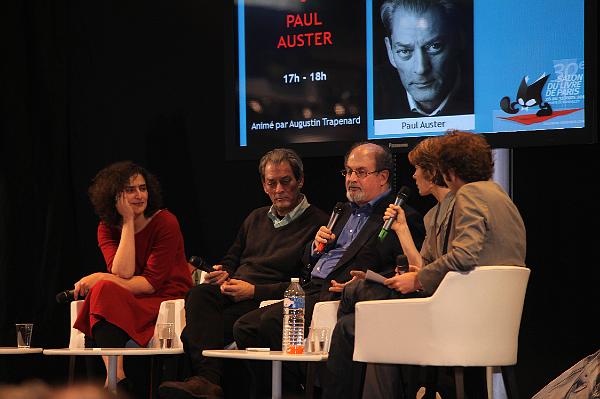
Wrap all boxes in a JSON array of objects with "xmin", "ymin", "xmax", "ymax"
[
  {"xmin": 203, "ymin": 349, "xmax": 327, "ymax": 399},
  {"xmin": 43, "ymin": 347, "xmax": 183, "ymax": 393},
  {"xmin": 0, "ymin": 347, "xmax": 43, "ymax": 354}
]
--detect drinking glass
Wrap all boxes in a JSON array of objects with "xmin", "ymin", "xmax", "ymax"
[
  {"xmin": 16, "ymin": 323, "xmax": 34, "ymax": 348},
  {"xmin": 157, "ymin": 322, "xmax": 174, "ymax": 349},
  {"xmin": 306, "ymin": 327, "xmax": 329, "ymax": 354}
]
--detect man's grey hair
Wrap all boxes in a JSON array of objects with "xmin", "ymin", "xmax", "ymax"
[
  {"xmin": 380, "ymin": 0, "xmax": 461, "ymax": 37},
  {"xmin": 258, "ymin": 148, "xmax": 304, "ymax": 182}
]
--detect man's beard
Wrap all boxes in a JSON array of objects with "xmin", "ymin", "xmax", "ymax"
[{"xmin": 346, "ymin": 188, "xmax": 364, "ymax": 203}]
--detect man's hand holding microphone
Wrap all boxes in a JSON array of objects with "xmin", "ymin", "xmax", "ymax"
[{"xmin": 314, "ymin": 202, "xmax": 344, "ymax": 254}]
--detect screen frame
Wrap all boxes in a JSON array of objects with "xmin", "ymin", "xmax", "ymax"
[{"xmin": 225, "ymin": 0, "xmax": 598, "ymax": 160}]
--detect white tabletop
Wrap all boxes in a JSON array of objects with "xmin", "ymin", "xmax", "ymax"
[
  {"xmin": 43, "ymin": 347, "xmax": 183, "ymax": 356},
  {"xmin": 0, "ymin": 347, "xmax": 43, "ymax": 355},
  {"xmin": 202, "ymin": 349, "xmax": 327, "ymax": 362}
]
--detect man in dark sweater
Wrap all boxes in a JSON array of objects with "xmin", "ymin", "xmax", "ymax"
[
  {"xmin": 158, "ymin": 148, "xmax": 328, "ymax": 399},
  {"xmin": 233, "ymin": 142, "xmax": 425, "ymax": 395}
]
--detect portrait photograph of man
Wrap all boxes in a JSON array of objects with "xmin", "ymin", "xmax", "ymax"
[{"xmin": 373, "ymin": 0, "xmax": 474, "ymax": 123}]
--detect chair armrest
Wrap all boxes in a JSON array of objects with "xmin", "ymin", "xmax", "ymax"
[
  {"xmin": 260, "ymin": 299, "xmax": 283, "ymax": 308},
  {"xmin": 149, "ymin": 299, "xmax": 186, "ymax": 349},
  {"xmin": 310, "ymin": 300, "xmax": 340, "ymax": 331},
  {"xmin": 69, "ymin": 300, "xmax": 86, "ymax": 349}
]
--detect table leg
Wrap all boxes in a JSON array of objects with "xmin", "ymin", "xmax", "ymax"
[
  {"xmin": 149, "ymin": 356, "xmax": 157, "ymax": 399},
  {"xmin": 107, "ymin": 355, "xmax": 118, "ymax": 394},
  {"xmin": 272, "ymin": 360, "xmax": 282, "ymax": 399}
]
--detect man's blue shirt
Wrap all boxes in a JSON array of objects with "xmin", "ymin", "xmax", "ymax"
[{"xmin": 311, "ymin": 190, "xmax": 391, "ymax": 279}]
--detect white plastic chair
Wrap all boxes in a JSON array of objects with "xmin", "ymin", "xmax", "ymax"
[
  {"xmin": 69, "ymin": 298, "xmax": 186, "ymax": 349},
  {"xmin": 353, "ymin": 266, "xmax": 530, "ymax": 399},
  {"xmin": 68, "ymin": 298, "xmax": 186, "ymax": 381}
]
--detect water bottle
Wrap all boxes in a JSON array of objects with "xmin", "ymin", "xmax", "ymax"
[{"xmin": 282, "ymin": 277, "xmax": 305, "ymax": 354}]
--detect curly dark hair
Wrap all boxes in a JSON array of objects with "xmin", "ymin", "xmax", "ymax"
[
  {"xmin": 408, "ymin": 136, "xmax": 447, "ymax": 187},
  {"xmin": 437, "ymin": 130, "xmax": 494, "ymax": 183},
  {"xmin": 88, "ymin": 161, "xmax": 162, "ymax": 227}
]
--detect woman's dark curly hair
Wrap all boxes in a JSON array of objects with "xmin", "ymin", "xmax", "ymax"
[
  {"xmin": 437, "ymin": 130, "xmax": 494, "ymax": 183},
  {"xmin": 88, "ymin": 161, "xmax": 162, "ymax": 227}
]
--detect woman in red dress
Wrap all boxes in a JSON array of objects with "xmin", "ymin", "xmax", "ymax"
[{"xmin": 72, "ymin": 161, "xmax": 192, "ymax": 388}]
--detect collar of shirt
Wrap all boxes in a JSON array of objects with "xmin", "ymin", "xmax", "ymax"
[
  {"xmin": 406, "ymin": 69, "xmax": 461, "ymax": 117},
  {"xmin": 267, "ymin": 194, "xmax": 310, "ymax": 228}
]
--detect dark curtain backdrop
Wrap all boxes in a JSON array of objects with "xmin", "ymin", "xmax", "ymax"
[{"xmin": 1, "ymin": 1, "xmax": 598, "ymax": 397}]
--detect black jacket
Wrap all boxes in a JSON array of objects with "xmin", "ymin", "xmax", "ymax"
[{"xmin": 301, "ymin": 192, "xmax": 425, "ymax": 301}]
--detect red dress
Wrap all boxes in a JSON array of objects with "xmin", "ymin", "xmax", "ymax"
[{"xmin": 73, "ymin": 209, "xmax": 192, "ymax": 346}]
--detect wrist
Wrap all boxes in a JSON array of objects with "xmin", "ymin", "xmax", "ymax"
[
  {"xmin": 413, "ymin": 274, "xmax": 423, "ymax": 291},
  {"xmin": 392, "ymin": 223, "xmax": 408, "ymax": 233},
  {"xmin": 121, "ymin": 216, "xmax": 134, "ymax": 224}
]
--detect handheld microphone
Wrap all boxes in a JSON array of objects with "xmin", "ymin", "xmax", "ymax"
[
  {"xmin": 316, "ymin": 202, "xmax": 345, "ymax": 253},
  {"xmin": 378, "ymin": 186, "xmax": 411, "ymax": 241},
  {"xmin": 55, "ymin": 289, "xmax": 85, "ymax": 304},
  {"xmin": 188, "ymin": 255, "xmax": 214, "ymax": 273},
  {"xmin": 395, "ymin": 254, "xmax": 409, "ymax": 274}
]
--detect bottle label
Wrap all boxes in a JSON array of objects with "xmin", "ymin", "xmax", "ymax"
[{"xmin": 283, "ymin": 296, "xmax": 305, "ymax": 309}]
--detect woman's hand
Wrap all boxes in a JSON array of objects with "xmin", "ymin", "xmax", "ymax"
[
  {"xmin": 383, "ymin": 204, "xmax": 407, "ymax": 233},
  {"xmin": 383, "ymin": 271, "xmax": 422, "ymax": 294},
  {"xmin": 115, "ymin": 192, "xmax": 135, "ymax": 222},
  {"xmin": 73, "ymin": 272, "xmax": 108, "ymax": 299}
]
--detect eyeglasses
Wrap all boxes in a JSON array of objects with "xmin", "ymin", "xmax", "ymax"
[{"xmin": 340, "ymin": 168, "xmax": 384, "ymax": 179}]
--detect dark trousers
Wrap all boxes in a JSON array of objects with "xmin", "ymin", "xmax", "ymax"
[
  {"xmin": 233, "ymin": 292, "xmax": 320, "ymax": 350},
  {"xmin": 85, "ymin": 320, "xmax": 151, "ymax": 398},
  {"xmin": 181, "ymin": 284, "xmax": 260, "ymax": 386},
  {"xmin": 322, "ymin": 280, "xmax": 402, "ymax": 399}
]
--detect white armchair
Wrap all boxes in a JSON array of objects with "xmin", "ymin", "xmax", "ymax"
[
  {"xmin": 353, "ymin": 266, "xmax": 530, "ymax": 399},
  {"xmin": 68, "ymin": 298, "xmax": 186, "ymax": 381},
  {"xmin": 69, "ymin": 298, "xmax": 186, "ymax": 349}
]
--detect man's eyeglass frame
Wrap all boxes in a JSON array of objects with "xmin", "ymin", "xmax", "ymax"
[{"xmin": 340, "ymin": 168, "xmax": 386, "ymax": 179}]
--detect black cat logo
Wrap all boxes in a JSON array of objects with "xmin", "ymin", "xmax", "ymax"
[{"xmin": 500, "ymin": 74, "xmax": 553, "ymax": 117}]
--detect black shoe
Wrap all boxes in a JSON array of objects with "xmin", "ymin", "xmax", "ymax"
[
  {"xmin": 158, "ymin": 376, "xmax": 224, "ymax": 399},
  {"xmin": 116, "ymin": 377, "xmax": 134, "ymax": 397}
]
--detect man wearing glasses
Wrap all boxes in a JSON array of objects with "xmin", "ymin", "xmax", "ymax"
[{"xmin": 233, "ymin": 142, "xmax": 425, "ymax": 396}]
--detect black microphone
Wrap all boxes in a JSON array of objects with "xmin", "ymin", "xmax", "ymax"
[
  {"xmin": 55, "ymin": 289, "xmax": 85, "ymax": 304},
  {"xmin": 395, "ymin": 254, "xmax": 409, "ymax": 274},
  {"xmin": 316, "ymin": 202, "xmax": 345, "ymax": 253},
  {"xmin": 378, "ymin": 186, "xmax": 411, "ymax": 241},
  {"xmin": 188, "ymin": 255, "xmax": 214, "ymax": 273}
]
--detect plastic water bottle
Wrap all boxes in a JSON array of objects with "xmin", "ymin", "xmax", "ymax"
[{"xmin": 282, "ymin": 277, "xmax": 305, "ymax": 354}]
